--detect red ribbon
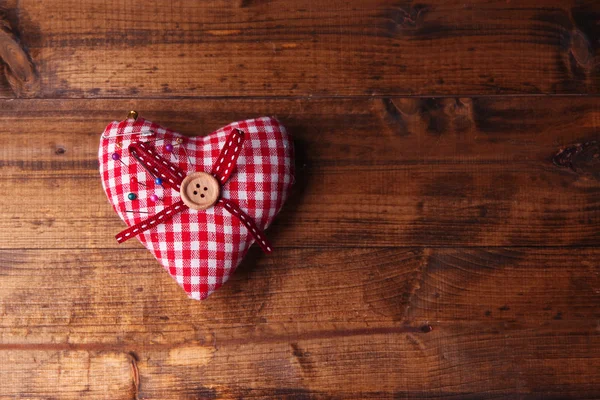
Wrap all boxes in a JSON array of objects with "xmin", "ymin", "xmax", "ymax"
[
  {"xmin": 129, "ymin": 141, "xmax": 186, "ymax": 191},
  {"xmin": 116, "ymin": 128, "xmax": 273, "ymax": 254}
]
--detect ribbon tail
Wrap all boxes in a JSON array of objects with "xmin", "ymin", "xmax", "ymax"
[
  {"xmin": 116, "ymin": 200, "xmax": 187, "ymax": 243},
  {"xmin": 218, "ymin": 198, "xmax": 273, "ymax": 254},
  {"xmin": 211, "ymin": 128, "xmax": 245, "ymax": 185}
]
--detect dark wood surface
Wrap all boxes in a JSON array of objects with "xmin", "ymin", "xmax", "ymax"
[
  {"xmin": 0, "ymin": 1, "xmax": 599, "ymax": 399},
  {"xmin": 1, "ymin": 0, "xmax": 600, "ymax": 97}
]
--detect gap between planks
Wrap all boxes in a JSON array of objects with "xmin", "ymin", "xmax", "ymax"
[{"xmin": 3, "ymin": 94, "xmax": 600, "ymax": 101}]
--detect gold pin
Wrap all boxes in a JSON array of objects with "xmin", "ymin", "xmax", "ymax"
[{"xmin": 127, "ymin": 110, "xmax": 139, "ymax": 121}]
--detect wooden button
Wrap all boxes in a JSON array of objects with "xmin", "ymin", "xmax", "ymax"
[{"xmin": 180, "ymin": 172, "xmax": 220, "ymax": 210}]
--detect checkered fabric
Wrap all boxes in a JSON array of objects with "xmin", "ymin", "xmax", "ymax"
[{"xmin": 99, "ymin": 116, "xmax": 294, "ymax": 300}]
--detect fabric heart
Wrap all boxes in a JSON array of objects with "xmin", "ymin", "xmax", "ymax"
[{"xmin": 98, "ymin": 116, "xmax": 294, "ymax": 300}]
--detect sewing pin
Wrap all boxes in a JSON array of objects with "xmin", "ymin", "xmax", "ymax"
[
  {"xmin": 143, "ymin": 137, "xmax": 166, "ymax": 145},
  {"xmin": 171, "ymin": 138, "xmax": 193, "ymax": 167},
  {"xmin": 112, "ymin": 152, "xmax": 130, "ymax": 168},
  {"xmin": 180, "ymin": 146, "xmax": 194, "ymax": 167},
  {"xmin": 131, "ymin": 176, "xmax": 147, "ymax": 187},
  {"xmin": 102, "ymin": 129, "xmax": 155, "ymax": 139}
]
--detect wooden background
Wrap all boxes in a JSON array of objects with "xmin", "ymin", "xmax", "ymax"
[{"xmin": 1, "ymin": 0, "xmax": 599, "ymax": 399}]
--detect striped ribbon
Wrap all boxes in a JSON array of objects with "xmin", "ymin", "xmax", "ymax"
[{"xmin": 115, "ymin": 128, "xmax": 273, "ymax": 254}]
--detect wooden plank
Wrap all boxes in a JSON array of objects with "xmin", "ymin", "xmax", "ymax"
[
  {"xmin": 1, "ymin": 0, "xmax": 599, "ymax": 97},
  {"xmin": 0, "ymin": 98, "xmax": 598, "ymax": 248},
  {"xmin": 3, "ymin": 97, "xmax": 600, "ymax": 167},
  {"xmin": 3, "ymin": 165, "xmax": 600, "ymax": 248},
  {"xmin": 0, "ymin": 350, "xmax": 135, "ymax": 400},
  {"xmin": 0, "ymin": 247, "xmax": 598, "ymax": 341},
  {"xmin": 0, "ymin": 247, "xmax": 598, "ymax": 398},
  {"xmin": 2, "ymin": 335, "xmax": 599, "ymax": 399},
  {"xmin": 125, "ymin": 330, "xmax": 600, "ymax": 399},
  {"xmin": 3, "ymin": 331, "xmax": 598, "ymax": 400}
]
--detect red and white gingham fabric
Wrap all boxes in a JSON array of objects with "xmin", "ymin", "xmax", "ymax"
[{"xmin": 99, "ymin": 116, "xmax": 294, "ymax": 300}]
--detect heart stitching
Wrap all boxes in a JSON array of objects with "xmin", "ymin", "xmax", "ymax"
[{"xmin": 99, "ymin": 116, "xmax": 294, "ymax": 300}]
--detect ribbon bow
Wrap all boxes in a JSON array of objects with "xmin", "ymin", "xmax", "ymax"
[{"xmin": 115, "ymin": 128, "xmax": 273, "ymax": 254}]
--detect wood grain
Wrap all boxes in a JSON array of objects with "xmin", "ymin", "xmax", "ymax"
[
  {"xmin": 1, "ymin": 98, "xmax": 598, "ymax": 248},
  {"xmin": 0, "ymin": 247, "xmax": 598, "ymax": 398},
  {"xmin": 1, "ymin": 247, "xmax": 598, "ymax": 342},
  {"xmin": 0, "ymin": 350, "xmax": 135, "ymax": 400},
  {"xmin": 0, "ymin": 3, "xmax": 38, "ymax": 97},
  {"xmin": 0, "ymin": 0, "xmax": 599, "ymax": 97},
  {"xmin": 0, "ymin": 1, "xmax": 599, "ymax": 397},
  {"xmin": 4, "ymin": 165, "xmax": 600, "ymax": 248}
]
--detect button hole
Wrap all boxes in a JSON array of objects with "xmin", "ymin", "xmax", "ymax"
[
  {"xmin": 193, "ymin": 191, "xmax": 198, "ymax": 195},
  {"xmin": 201, "ymin": 194, "xmax": 205, "ymax": 198}
]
